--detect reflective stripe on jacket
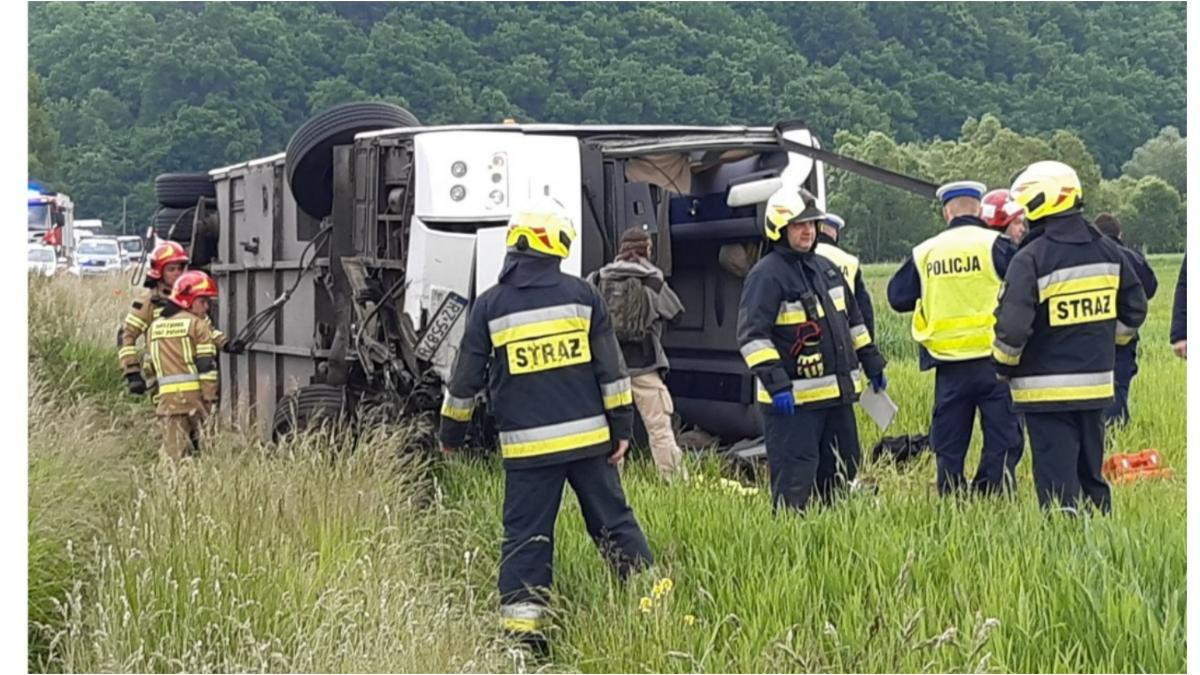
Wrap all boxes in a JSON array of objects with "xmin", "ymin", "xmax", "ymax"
[
  {"xmin": 991, "ymin": 213, "xmax": 1148, "ymax": 412},
  {"xmin": 438, "ymin": 253, "xmax": 633, "ymax": 470}
]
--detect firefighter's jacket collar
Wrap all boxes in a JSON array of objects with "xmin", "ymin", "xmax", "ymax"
[
  {"xmin": 1034, "ymin": 212, "xmax": 1098, "ymax": 245},
  {"xmin": 499, "ymin": 252, "xmax": 563, "ymax": 287}
]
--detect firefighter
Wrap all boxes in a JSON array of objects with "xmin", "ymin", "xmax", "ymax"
[
  {"xmin": 119, "ymin": 241, "xmax": 189, "ymax": 395},
  {"xmin": 1170, "ymin": 255, "xmax": 1186, "ymax": 359},
  {"xmin": 992, "ymin": 161, "xmax": 1147, "ymax": 514},
  {"xmin": 439, "ymin": 198, "xmax": 653, "ymax": 651},
  {"xmin": 737, "ymin": 186, "xmax": 886, "ymax": 514},
  {"xmin": 981, "ymin": 189, "xmax": 1027, "ymax": 245},
  {"xmin": 149, "ymin": 270, "xmax": 221, "ymax": 461},
  {"xmin": 816, "ymin": 213, "xmax": 876, "ymax": 338},
  {"xmin": 1093, "ymin": 213, "xmax": 1158, "ymax": 426},
  {"xmin": 887, "ymin": 181, "xmax": 1023, "ymax": 496}
]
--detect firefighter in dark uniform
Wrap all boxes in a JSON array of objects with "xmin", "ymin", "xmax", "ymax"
[
  {"xmin": 738, "ymin": 186, "xmax": 886, "ymax": 514},
  {"xmin": 992, "ymin": 161, "xmax": 1147, "ymax": 514},
  {"xmin": 1092, "ymin": 213, "xmax": 1158, "ymax": 426},
  {"xmin": 887, "ymin": 181, "xmax": 1023, "ymax": 495},
  {"xmin": 439, "ymin": 198, "xmax": 653, "ymax": 651},
  {"xmin": 816, "ymin": 213, "xmax": 876, "ymax": 338}
]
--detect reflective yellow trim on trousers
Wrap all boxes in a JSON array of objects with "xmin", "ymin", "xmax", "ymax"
[{"xmin": 502, "ymin": 617, "xmax": 540, "ymax": 633}]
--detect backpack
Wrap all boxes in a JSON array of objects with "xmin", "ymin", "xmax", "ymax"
[{"xmin": 599, "ymin": 274, "xmax": 651, "ymax": 342}]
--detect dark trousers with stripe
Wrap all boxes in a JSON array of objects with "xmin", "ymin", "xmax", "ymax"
[
  {"xmin": 763, "ymin": 404, "xmax": 860, "ymax": 513},
  {"xmin": 499, "ymin": 453, "xmax": 653, "ymax": 606},
  {"xmin": 931, "ymin": 361, "xmax": 1024, "ymax": 495},
  {"xmin": 1103, "ymin": 343, "xmax": 1136, "ymax": 426},
  {"xmin": 1025, "ymin": 409, "xmax": 1111, "ymax": 513}
]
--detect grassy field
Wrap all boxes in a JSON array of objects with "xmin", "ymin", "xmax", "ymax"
[{"xmin": 27, "ymin": 255, "xmax": 1186, "ymax": 673}]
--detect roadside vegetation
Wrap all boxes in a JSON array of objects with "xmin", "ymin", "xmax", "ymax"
[{"xmin": 28, "ymin": 257, "xmax": 1186, "ymax": 672}]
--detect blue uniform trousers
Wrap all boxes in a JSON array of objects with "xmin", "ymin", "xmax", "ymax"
[
  {"xmin": 763, "ymin": 404, "xmax": 860, "ymax": 513},
  {"xmin": 499, "ymin": 454, "xmax": 653, "ymax": 606},
  {"xmin": 931, "ymin": 360, "xmax": 1024, "ymax": 495}
]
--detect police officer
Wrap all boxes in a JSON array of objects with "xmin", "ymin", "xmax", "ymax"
[
  {"xmin": 1093, "ymin": 213, "xmax": 1158, "ymax": 425},
  {"xmin": 887, "ymin": 181, "xmax": 1023, "ymax": 496},
  {"xmin": 816, "ymin": 213, "xmax": 876, "ymax": 338},
  {"xmin": 149, "ymin": 270, "xmax": 221, "ymax": 461},
  {"xmin": 738, "ymin": 186, "xmax": 886, "ymax": 514},
  {"xmin": 993, "ymin": 161, "xmax": 1146, "ymax": 514},
  {"xmin": 439, "ymin": 198, "xmax": 653, "ymax": 651}
]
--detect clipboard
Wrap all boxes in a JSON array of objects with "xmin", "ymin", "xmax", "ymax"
[{"xmin": 859, "ymin": 387, "xmax": 899, "ymax": 431}]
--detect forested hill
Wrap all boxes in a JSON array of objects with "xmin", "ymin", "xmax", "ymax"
[{"xmin": 28, "ymin": 2, "xmax": 1186, "ymax": 254}]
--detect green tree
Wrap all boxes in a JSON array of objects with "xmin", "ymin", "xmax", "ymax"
[
  {"xmin": 1124, "ymin": 176, "xmax": 1185, "ymax": 253},
  {"xmin": 827, "ymin": 130, "xmax": 938, "ymax": 262},
  {"xmin": 28, "ymin": 72, "xmax": 61, "ymax": 181},
  {"xmin": 1123, "ymin": 126, "xmax": 1186, "ymax": 196}
]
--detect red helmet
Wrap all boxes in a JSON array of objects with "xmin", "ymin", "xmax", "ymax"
[
  {"xmin": 146, "ymin": 241, "xmax": 190, "ymax": 280},
  {"xmin": 980, "ymin": 189, "xmax": 1024, "ymax": 230},
  {"xmin": 170, "ymin": 270, "xmax": 218, "ymax": 310}
]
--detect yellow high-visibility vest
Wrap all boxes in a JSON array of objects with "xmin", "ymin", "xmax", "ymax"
[
  {"xmin": 817, "ymin": 243, "xmax": 860, "ymax": 292},
  {"xmin": 911, "ymin": 226, "xmax": 1002, "ymax": 361}
]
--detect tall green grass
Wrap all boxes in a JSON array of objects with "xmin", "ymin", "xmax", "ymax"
[
  {"xmin": 28, "ymin": 275, "xmax": 517, "ymax": 673},
  {"xmin": 28, "ymin": 256, "xmax": 1186, "ymax": 673},
  {"xmin": 438, "ymin": 255, "xmax": 1187, "ymax": 673}
]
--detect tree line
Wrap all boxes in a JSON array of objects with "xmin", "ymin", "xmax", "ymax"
[{"xmin": 28, "ymin": 2, "xmax": 1186, "ymax": 256}]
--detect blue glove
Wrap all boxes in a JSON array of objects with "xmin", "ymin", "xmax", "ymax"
[
  {"xmin": 771, "ymin": 389, "xmax": 796, "ymax": 416},
  {"xmin": 870, "ymin": 372, "xmax": 888, "ymax": 393}
]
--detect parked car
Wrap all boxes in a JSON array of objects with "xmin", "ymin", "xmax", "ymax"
[
  {"xmin": 27, "ymin": 244, "xmax": 57, "ymax": 277},
  {"xmin": 70, "ymin": 237, "xmax": 124, "ymax": 276}
]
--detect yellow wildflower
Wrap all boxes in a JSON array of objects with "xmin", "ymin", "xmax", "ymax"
[
  {"xmin": 652, "ymin": 577, "xmax": 674, "ymax": 599},
  {"xmin": 684, "ymin": 614, "xmax": 696, "ymax": 626},
  {"xmin": 639, "ymin": 596, "xmax": 653, "ymax": 613}
]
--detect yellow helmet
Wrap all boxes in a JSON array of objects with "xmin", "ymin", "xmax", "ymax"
[
  {"xmin": 763, "ymin": 185, "xmax": 824, "ymax": 241},
  {"xmin": 1009, "ymin": 160, "xmax": 1083, "ymax": 222},
  {"xmin": 505, "ymin": 197, "xmax": 576, "ymax": 258}
]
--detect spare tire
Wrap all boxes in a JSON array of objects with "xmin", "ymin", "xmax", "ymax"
[
  {"xmin": 156, "ymin": 172, "xmax": 215, "ymax": 208},
  {"xmin": 155, "ymin": 207, "xmax": 195, "ymax": 244},
  {"xmin": 285, "ymin": 102, "xmax": 420, "ymax": 220},
  {"xmin": 272, "ymin": 384, "xmax": 356, "ymax": 442}
]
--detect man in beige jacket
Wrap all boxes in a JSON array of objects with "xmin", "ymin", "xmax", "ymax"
[{"xmin": 590, "ymin": 229, "xmax": 687, "ymax": 480}]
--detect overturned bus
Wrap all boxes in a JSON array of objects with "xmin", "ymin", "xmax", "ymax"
[{"xmin": 200, "ymin": 103, "xmax": 831, "ymax": 447}]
